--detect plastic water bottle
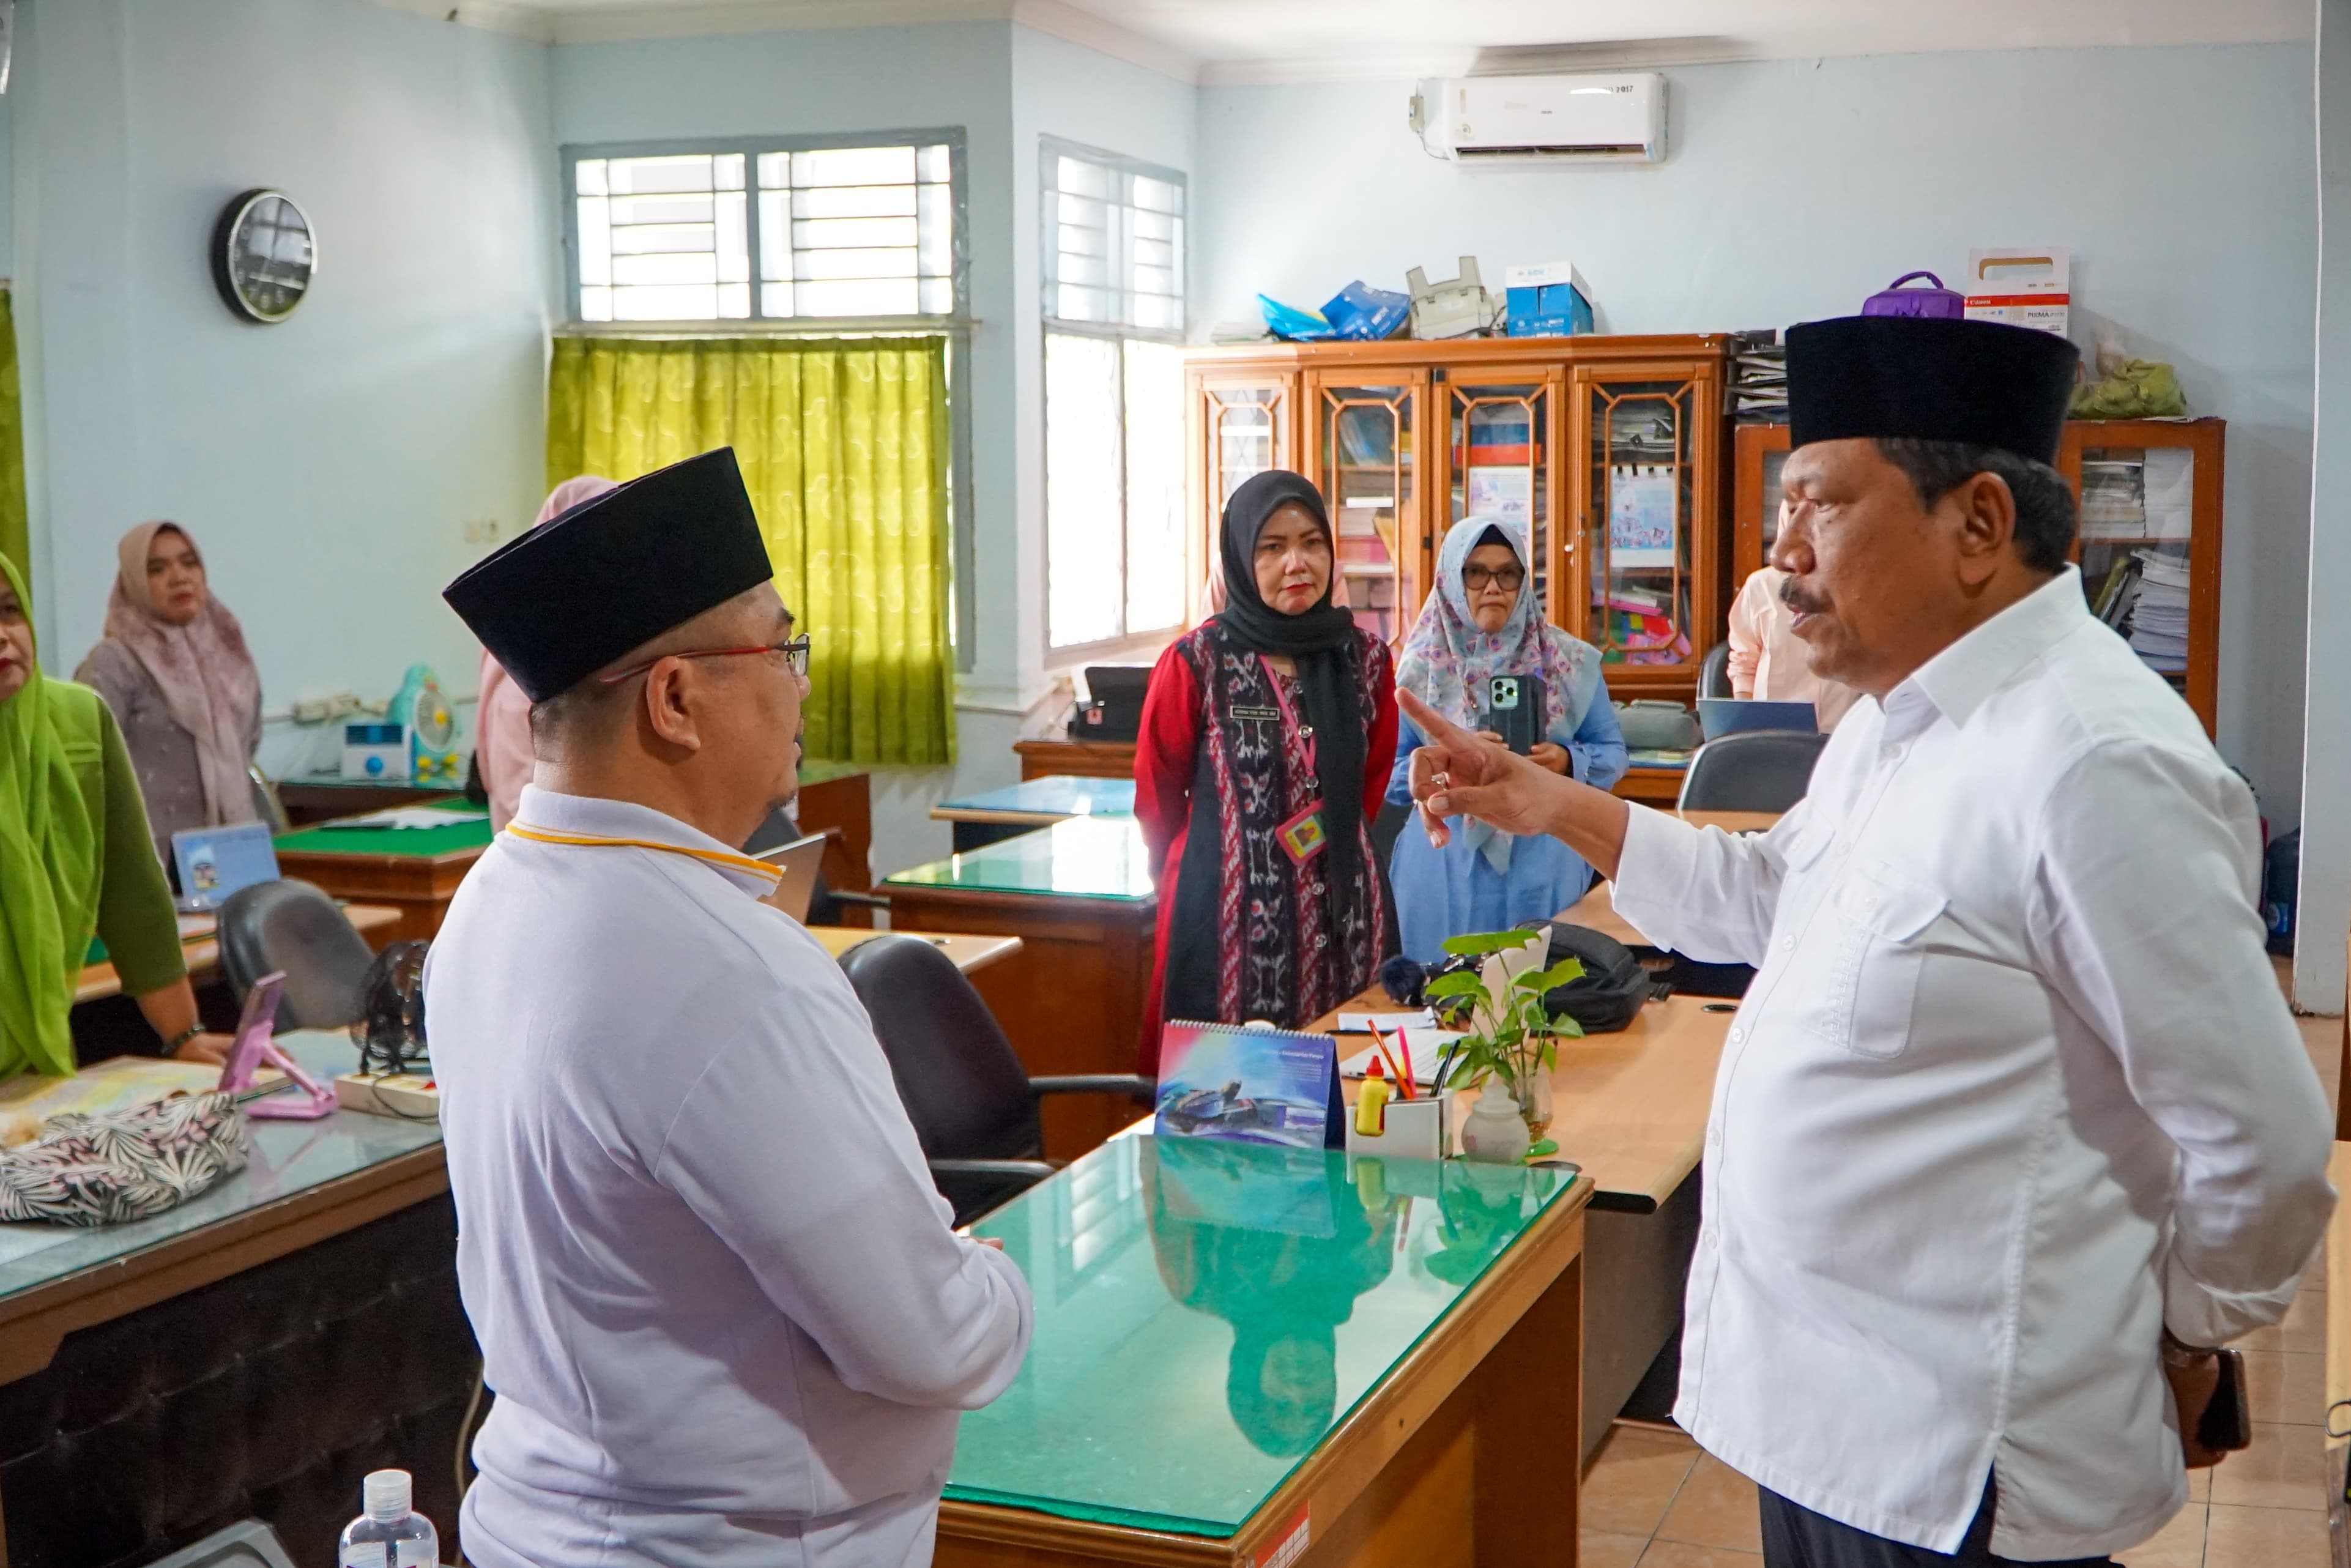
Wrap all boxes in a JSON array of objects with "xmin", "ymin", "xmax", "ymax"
[{"xmin": 337, "ymin": 1470, "xmax": 439, "ymax": 1567}]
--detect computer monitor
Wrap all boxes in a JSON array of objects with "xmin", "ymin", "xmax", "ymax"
[
  {"xmin": 171, "ymin": 820, "xmax": 280, "ymax": 913},
  {"xmin": 755, "ymin": 833, "xmax": 829, "ymax": 923},
  {"xmin": 1696, "ymin": 698, "xmax": 1818, "ymax": 742}
]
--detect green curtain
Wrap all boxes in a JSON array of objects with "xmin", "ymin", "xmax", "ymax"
[
  {"xmin": 546, "ymin": 335, "xmax": 955, "ymax": 767},
  {"xmin": 0, "ymin": 291, "xmax": 28, "ymax": 578}
]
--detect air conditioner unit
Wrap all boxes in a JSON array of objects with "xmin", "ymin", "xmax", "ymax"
[{"xmin": 1409, "ymin": 73, "xmax": 1666, "ymax": 164}]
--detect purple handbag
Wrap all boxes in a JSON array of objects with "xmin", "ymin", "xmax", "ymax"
[{"xmin": 1861, "ymin": 272, "xmax": 1966, "ymax": 319}]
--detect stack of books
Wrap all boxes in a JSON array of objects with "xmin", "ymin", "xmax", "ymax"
[
  {"xmin": 2125, "ymin": 550, "xmax": 2191, "ymax": 674},
  {"xmin": 1728, "ymin": 330, "xmax": 1788, "ymax": 424},
  {"xmin": 2088, "ymin": 548, "xmax": 2192, "ymax": 675}
]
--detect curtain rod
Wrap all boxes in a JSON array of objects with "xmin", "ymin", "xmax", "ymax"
[{"xmin": 557, "ymin": 318, "xmax": 976, "ymax": 341}]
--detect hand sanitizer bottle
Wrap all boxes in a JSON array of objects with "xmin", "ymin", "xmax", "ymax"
[{"xmin": 338, "ymin": 1470, "xmax": 439, "ymax": 1567}]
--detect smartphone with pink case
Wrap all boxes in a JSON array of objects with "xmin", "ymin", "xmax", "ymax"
[{"xmin": 217, "ymin": 973, "xmax": 337, "ymax": 1120}]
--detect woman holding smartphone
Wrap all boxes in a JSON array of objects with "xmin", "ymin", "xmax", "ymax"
[{"xmin": 1384, "ymin": 515, "xmax": 1626, "ymax": 961}]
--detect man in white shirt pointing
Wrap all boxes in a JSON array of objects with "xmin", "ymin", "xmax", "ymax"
[
  {"xmin": 1400, "ymin": 316, "xmax": 2333, "ymax": 1567},
  {"xmin": 430, "ymin": 448, "xmax": 1033, "ymax": 1568}
]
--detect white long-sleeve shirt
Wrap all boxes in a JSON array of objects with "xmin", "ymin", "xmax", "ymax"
[
  {"xmin": 425, "ymin": 786, "xmax": 1033, "ymax": 1568},
  {"xmin": 1611, "ymin": 568, "xmax": 2333, "ymax": 1559}
]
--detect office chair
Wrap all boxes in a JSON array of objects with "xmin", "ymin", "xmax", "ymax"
[
  {"xmin": 1677, "ymin": 729, "xmax": 1829, "ymax": 813},
  {"xmin": 839, "ymin": 934, "xmax": 1153, "ymax": 1225},
  {"xmin": 1697, "ymin": 641, "xmax": 1733, "ymax": 702},
  {"xmin": 217, "ymin": 879, "xmax": 379, "ymax": 1030},
  {"xmin": 247, "ymin": 765, "xmax": 290, "ymax": 832}
]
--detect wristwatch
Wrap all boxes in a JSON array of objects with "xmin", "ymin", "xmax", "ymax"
[{"xmin": 164, "ymin": 1023, "xmax": 204, "ymax": 1055}]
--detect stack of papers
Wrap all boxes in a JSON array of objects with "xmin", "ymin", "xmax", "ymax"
[
  {"xmin": 1337, "ymin": 1027, "xmax": 1465, "ymax": 1089},
  {"xmin": 2126, "ymin": 549, "xmax": 2191, "ymax": 672},
  {"xmin": 338, "ymin": 806, "xmax": 489, "ymax": 830}
]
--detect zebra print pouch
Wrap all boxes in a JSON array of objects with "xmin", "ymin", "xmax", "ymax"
[{"xmin": 0, "ymin": 1092, "xmax": 248, "ymax": 1227}]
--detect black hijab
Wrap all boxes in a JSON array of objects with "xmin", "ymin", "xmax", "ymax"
[{"xmin": 1214, "ymin": 471, "xmax": 1368, "ymax": 879}]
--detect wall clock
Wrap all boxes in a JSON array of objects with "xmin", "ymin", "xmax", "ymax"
[{"xmin": 210, "ymin": 189, "xmax": 316, "ymax": 324}]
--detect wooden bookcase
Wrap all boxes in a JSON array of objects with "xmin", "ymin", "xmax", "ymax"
[
  {"xmin": 1727, "ymin": 417, "xmax": 2225, "ymax": 736},
  {"xmin": 1185, "ymin": 335, "xmax": 1733, "ymax": 703}
]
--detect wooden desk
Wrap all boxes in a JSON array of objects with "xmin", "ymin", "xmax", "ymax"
[
  {"xmin": 273, "ymin": 814, "xmax": 492, "ymax": 943},
  {"xmin": 0, "ymin": 1031, "xmax": 466, "ymax": 1562},
  {"xmin": 272, "ymin": 776, "xmax": 458, "ymax": 827},
  {"xmin": 797, "ymin": 765, "xmax": 874, "ymax": 915},
  {"xmin": 1612, "ymin": 766, "xmax": 1686, "ymax": 805},
  {"xmin": 74, "ymin": 904, "xmax": 404, "ymax": 1005},
  {"xmin": 805, "ymin": 927, "xmax": 1023, "ymax": 975},
  {"xmin": 884, "ymin": 819, "xmax": 1157, "ymax": 1159},
  {"xmin": 932, "ymin": 775, "xmax": 1135, "ymax": 852},
  {"xmin": 939, "ymin": 1137, "xmax": 1589, "ymax": 1568},
  {"xmin": 1314, "ymin": 984, "xmax": 1730, "ymax": 1460},
  {"xmin": 1014, "ymin": 737, "xmax": 1136, "ymax": 781}
]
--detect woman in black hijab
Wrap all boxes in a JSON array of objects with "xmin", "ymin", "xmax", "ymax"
[{"xmin": 1132, "ymin": 470, "xmax": 1399, "ymax": 1071}]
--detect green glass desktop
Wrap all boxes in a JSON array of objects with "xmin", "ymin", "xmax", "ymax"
[
  {"xmin": 885, "ymin": 816, "xmax": 1154, "ymax": 902},
  {"xmin": 948, "ymin": 1134, "xmax": 1580, "ymax": 1537}
]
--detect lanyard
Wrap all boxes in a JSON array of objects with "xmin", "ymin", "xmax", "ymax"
[
  {"xmin": 1258, "ymin": 655, "xmax": 1315, "ymax": 773},
  {"xmin": 503, "ymin": 822, "xmax": 784, "ymax": 893}
]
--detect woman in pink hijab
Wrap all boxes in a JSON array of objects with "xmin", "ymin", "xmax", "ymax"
[
  {"xmin": 75, "ymin": 522, "xmax": 264, "ymax": 869},
  {"xmin": 475, "ymin": 476, "xmax": 618, "ymax": 828}
]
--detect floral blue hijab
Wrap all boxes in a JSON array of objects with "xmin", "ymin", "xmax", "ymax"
[{"xmin": 1395, "ymin": 515, "xmax": 1602, "ymax": 871}]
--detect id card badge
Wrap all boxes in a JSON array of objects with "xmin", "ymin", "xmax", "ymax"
[{"xmin": 1276, "ymin": 800, "xmax": 1328, "ymax": 866}]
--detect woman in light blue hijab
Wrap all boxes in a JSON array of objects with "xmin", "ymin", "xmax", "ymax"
[{"xmin": 1384, "ymin": 515, "xmax": 1627, "ymax": 960}]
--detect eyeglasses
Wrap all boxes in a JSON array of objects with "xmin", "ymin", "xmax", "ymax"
[
  {"xmin": 1462, "ymin": 566, "xmax": 1525, "ymax": 592},
  {"xmin": 599, "ymin": 632, "xmax": 811, "ymax": 685}
]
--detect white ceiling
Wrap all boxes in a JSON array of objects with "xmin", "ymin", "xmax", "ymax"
[{"xmin": 394, "ymin": 0, "xmax": 2314, "ymax": 84}]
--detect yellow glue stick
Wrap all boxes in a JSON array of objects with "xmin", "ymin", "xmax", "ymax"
[{"xmin": 1354, "ymin": 1058, "xmax": 1391, "ymax": 1138}]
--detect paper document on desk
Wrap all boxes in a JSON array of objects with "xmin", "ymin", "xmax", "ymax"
[
  {"xmin": 1336, "ymin": 1009, "xmax": 1436, "ymax": 1033},
  {"xmin": 338, "ymin": 806, "xmax": 489, "ymax": 830},
  {"xmin": 1338, "ymin": 1027, "xmax": 1463, "ymax": 1088}
]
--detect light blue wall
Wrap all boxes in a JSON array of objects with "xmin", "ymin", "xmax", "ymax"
[
  {"xmin": 15, "ymin": 0, "xmax": 557, "ymax": 771},
  {"xmin": 1197, "ymin": 44, "xmax": 2319, "ymax": 826},
  {"xmin": 2303, "ymin": 10, "xmax": 2347, "ymax": 1011},
  {"xmin": 553, "ymin": 20, "xmax": 1199, "ymax": 872},
  {"xmin": 1010, "ymin": 23, "xmax": 1198, "ymax": 672}
]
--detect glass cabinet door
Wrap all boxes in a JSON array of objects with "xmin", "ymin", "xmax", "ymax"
[
  {"xmin": 2077, "ymin": 443, "xmax": 2196, "ymax": 687},
  {"xmin": 1439, "ymin": 379, "xmax": 1556, "ymax": 626},
  {"xmin": 1203, "ymin": 381, "xmax": 1290, "ymax": 509},
  {"xmin": 1583, "ymin": 377, "xmax": 1703, "ymax": 672},
  {"xmin": 1313, "ymin": 381, "xmax": 1421, "ymax": 644},
  {"xmin": 1758, "ymin": 446, "xmax": 1790, "ymax": 560}
]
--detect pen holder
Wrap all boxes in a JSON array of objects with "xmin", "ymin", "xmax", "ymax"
[{"xmin": 1344, "ymin": 1093, "xmax": 1447, "ymax": 1161}]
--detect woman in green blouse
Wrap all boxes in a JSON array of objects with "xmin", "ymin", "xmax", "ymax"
[{"xmin": 0, "ymin": 554, "xmax": 229, "ymax": 1076}]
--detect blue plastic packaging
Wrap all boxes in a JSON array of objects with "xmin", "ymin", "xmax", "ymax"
[
  {"xmin": 1257, "ymin": 294, "xmax": 1336, "ymax": 341},
  {"xmin": 1321, "ymin": 281, "xmax": 1410, "ymax": 341}
]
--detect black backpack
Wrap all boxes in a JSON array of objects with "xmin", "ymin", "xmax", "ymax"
[{"xmin": 1512, "ymin": 919, "xmax": 1666, "ymax": 1034}]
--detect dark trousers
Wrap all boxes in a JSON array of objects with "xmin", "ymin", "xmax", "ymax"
[{"xmin": 1760, "ymin": 1481, "xmax": 2120, "ymax": 1568}]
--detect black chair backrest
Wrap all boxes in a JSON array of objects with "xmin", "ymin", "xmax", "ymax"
[
  {"xmin": 838, "ymin": 934, "xmax": 1042, "ymax": 1162},
  {"xmin": 1698, "ymin": 641, "xmax": 1733, "ymax": 701},
  {"xmin": 1677, "ymin": 729, "xmax": 1829, "ymax": 813},
  {"xmin": 216, "ymin": 879, "xmax": 377, "ymax": 1030}
]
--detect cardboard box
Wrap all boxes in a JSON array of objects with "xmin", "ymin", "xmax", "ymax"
[
  {"xmin": 1963, "ymin": 248, "xmax": 2070, "ymax": 337},
  {"xmin": 1504, "ymin": 261, "xmax": 1594, "ymax": 338}
]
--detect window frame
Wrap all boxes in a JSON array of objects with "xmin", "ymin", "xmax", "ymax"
[
  {"xmin": 1040, "ymin": 137, "xmax": 1189, "ymax": 663},
  {"xmin": 561, "ymin": 129, "xmax": 971, "ymax": 328}
]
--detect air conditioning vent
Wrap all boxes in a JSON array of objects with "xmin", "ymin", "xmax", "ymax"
[{"xmin": 1413, "ymin": 73, "xmax": 1666, "ymax": 165}]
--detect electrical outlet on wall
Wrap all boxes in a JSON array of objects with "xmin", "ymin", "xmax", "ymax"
[{"xmin": 463, "ymin": 517, "xmax": 501, "ymax": 545}]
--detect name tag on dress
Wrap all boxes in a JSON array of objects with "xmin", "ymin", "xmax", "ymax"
[{"xmin": 1231, "ymin": 705, "xmax": 1280, "ymax": 721}]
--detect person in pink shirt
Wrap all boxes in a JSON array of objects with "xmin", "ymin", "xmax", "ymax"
[
  {"xmin": 474, "ymin": 476, "xmax": 617, "ymax": 828},
  {"xmin": 1726, "ymin": 558, "xmax": 1860, "ymax": 732}
]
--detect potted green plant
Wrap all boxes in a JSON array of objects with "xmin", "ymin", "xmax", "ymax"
[{"xmin": 1424, "ymin": 931, "xmax": 1585, "ymax": 1156}]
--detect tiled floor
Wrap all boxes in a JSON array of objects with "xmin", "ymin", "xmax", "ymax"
[{"xmin": 1578, "ymin": 1000, "xmax": 2341, "ymax": 1568}]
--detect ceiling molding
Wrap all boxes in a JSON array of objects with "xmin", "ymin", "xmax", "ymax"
[
  {"xmin": 366, "ymin": 0, "xmax": 2312, "ymax": 75},
  {"xmin": 363, "ymin": 0, "xmax": 557, "ymax": 42},
  {"xmin": 1009, "ymin": 0, "xmax": 1202, "ymax": 84},
  {"xmin": 1193, "ymin": 12, "xmax": 2313, "ymax": 87}
]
